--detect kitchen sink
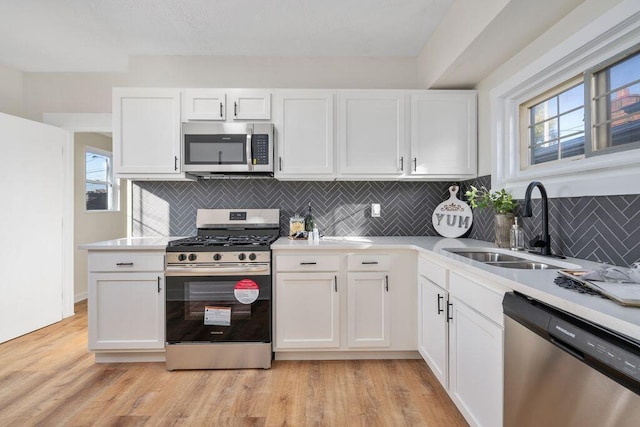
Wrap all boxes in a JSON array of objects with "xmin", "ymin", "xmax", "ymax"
[
  {"xmin": 444, "ymin": 248, "xmax": 566, "ymax": 270},
  {"xmin": 484, "ymin": 261, "xmax": 561, "ymax": 270}
]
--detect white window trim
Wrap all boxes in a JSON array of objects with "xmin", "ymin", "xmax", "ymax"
[
  {"xmin": 491, "ymin": 0, "xmax": 640, "ymax": 199},
  {"xmin": 85, "ymin": 145, "xmax": 120, "ymax": 212}
]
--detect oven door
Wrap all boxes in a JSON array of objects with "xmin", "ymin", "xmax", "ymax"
[{"xmin": 166, "ymin": 271, "xmax": 271, "ymax": 344}]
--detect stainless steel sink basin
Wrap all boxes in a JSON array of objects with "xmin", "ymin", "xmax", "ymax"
[
  {"xmin": 484, "ymin": 261, "xmax": 562, "ymax": 270},
  {"xmin": 444, "ymin": 249, "xmax": 564, "ymax": 269},
  {"xmin": 445, "ymin": 251, "xmax": 523, "ymax": 262}
]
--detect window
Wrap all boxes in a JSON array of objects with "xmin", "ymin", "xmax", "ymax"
[
  {"xmin": 85, "ymin": 147, "xmax": 115, "ymax": 211},
  {"xmin": 520, "ymin": 46, "xmax": 640, "ymax": 169}
]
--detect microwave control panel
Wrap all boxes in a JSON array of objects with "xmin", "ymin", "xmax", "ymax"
[{"xmin": 251, "ymin": 134, "xmax": 270, "ymax": 165}]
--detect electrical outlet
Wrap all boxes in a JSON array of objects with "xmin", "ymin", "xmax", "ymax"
[{"xmin": 371, "ymin": 203, "xmax": 381, "ymax": 217}]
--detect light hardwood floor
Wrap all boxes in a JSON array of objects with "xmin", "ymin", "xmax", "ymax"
[{"xmin": 0, "ymin": 301, "xmax": 467, "ymax": 426}]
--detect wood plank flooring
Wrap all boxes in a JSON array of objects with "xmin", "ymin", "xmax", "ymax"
[{"xmin": 0, "ymin": 301, "xmax": 467, "ymax": 426}]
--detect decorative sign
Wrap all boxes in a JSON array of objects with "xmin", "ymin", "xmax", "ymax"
[
  {"xmin": 432, "ymin": 186, "xmax": 473, "ymax": 238},
  {"xmin": 204, "ymin": 306, "xmax": 231, "ymax": 326},
  {"xmin": 234, "ymin": 279, "xmax": 260, "ymax": 304}
]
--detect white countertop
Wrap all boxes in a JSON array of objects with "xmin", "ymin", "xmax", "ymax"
[
  {"xmin": 79, "ymin": 236, "xmax": 181, "ymax": 250},
  {"xmin": 81, "ymin": 235, "xmax": 640, "ymax": 341},
  {"xmin": 273, "ymin": 236, "xmax": 640, "ymax": 342}
]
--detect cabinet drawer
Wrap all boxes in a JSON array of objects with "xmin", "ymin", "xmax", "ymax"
[
  {"xmin": 276, "ymin": 254, "xmax": 340, "ymax": 272},
  {"xmin": 347, "ymin": 254, "xmax": 390, "ymax": 271},
  {"xmin": 88, "ymin": 252, "xmax": 165, "ymax": 273},
  {"xmin": 418, "ymin": 256, "xmax": 447, "ymax": 288},
  {"xmin": 449, "ymin": 272, "xmax": 504, "ymax": 326}
]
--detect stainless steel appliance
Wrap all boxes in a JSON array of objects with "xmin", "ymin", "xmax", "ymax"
[
  {"xmin": 165, "ymin": 209, "xmax": 280, "ymax": 370},
  {"xmin": 503, "ymin": 292, "xmax": 640, "ymax": 427},
  {"xmin": 182, "ymin": 122, "xmax": 274, "ymax": 177}
]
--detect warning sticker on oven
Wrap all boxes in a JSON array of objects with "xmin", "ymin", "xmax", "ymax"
[
  {"xmin": 234, "ymin": 279, "xmax": 260, "ymax": 304},
  {"xmin": 204, "ymin": 306, "xmax": 231, "ymax": 326}
]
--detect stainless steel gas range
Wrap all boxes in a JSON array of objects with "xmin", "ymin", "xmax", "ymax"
[{"xmin": 164, "ymin": 209, "xmax": 280, "ymax": 370}]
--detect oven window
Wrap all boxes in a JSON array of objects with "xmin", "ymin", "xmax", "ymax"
[
  {"xmin": 184, "ymin": 134, "xmax": 246, "ymax": 164},
  {"xmin": 166, "ymin": 275, "xmax": 271, "ymax": 343}
]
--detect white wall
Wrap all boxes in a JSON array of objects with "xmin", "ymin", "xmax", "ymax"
[
  {"xmin": 22, "ymin": 55, "xmax": 418, "ymax": 121},
  {"xmin": 0, "ymin": 63, "xmax": 24, "ymax": 117},
  {"xmin": 74, "ymin": 133, "xmax": 127, "ymax": 301},
  {"xmin": 475, "ymin": 0, "xmax": 624, "ymax": 176}
]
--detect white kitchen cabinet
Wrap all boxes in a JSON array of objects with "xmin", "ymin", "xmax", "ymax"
[
  {"xmin": 228, "ymin": 89, "xmax": 271, "ymax": 120},
  {"xmin": 338, "ymin": 91, "xmax": 406, "ymax": 177},
  {"xmin": 410, "ymin": 91, "xmax": 477, "ymax": 178},
  {"xmin": 275, "ymin": 272, "xmax": 340, "ymax": 349},
  {"xmin": 418, "ymin": 255, "xmax": 504, "ymax": 427},
  {"xmin": 418, "ymin": 276, "xmax": 448, "ymax": 388},
  {"xmin": 448, "ymin": 296, "xmax": 503, "ymax": 427},
  {"xmin": 182, "ymin": 89, "xmax": 226, "ymax": 121},
  {"xmin": 273, "ymin": 90, "xmax": 335, "ymax": 179},
  {"xmin": 347, "ymin": 272, "xmax": 390, "ymax": 347},
  {"xmin": 113, "ymin": 88, "xmax": 182, "ymax": 177},
  {"xmin": 87, "ymin": 251, "xmax": 165, "ymax": 356}
]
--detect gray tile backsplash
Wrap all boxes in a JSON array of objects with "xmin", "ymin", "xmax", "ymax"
[{"xmin": 132, "ymin": 175, "xmax": 640, "ymax": 266}]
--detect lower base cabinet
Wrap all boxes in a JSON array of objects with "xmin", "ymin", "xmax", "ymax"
[
  {"xmin": 347, "ymin": 272, "xmax": 391, "ymax": 348},
  {"xmin": 418, "ymin": 255, "xmax": 504, "ymax": 427},
  {"xmin": 87, "ymin": 251, "xmax": 165, "ymax": 356}
]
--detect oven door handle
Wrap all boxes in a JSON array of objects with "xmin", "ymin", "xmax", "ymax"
[{"xmin": 165, "ymin": 264, "xmax": 270, "ymax": 276}]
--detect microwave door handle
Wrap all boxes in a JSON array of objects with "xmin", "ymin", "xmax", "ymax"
[{"xmin": 246, "ymin": 134, "xmax": 253, "ymax": 171}]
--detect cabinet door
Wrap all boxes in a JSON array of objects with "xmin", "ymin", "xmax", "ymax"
[
  {"xmin": 338, "ymin": 91, "xmax": 405, "ymax": 176},
  {"xmin": 229, "ymin": 90, "xmax": 271, "ymax": 120},
  {"xmin": 448, "ymin": 297, "xmax": 503, "ymax": 427},
  {"xmin": 418, "ymin": 276, "xmax": 448, "ymax": 388},
  {"xmin": 275, "ymin": 272, "xmax": 340, "ymax": 349},
  {"xmin": 88, "ymin": 272, "xmax": 165, "ymax": 351},
  {"xmin": 113, "ymin": 88, "xmax": 181, "ymax": 174},
  {"xmin": 273, "ymin": 90, "xmax": 335, "ymax": 178},
  {"xmin": 182, "ymin": 89, "xmax": 226, "ymax": 121},
  {"xmin": 410, "ymin": 91, "xmax": 477, "ymax": 177},
  {"xmin": 347, "ymin": 272, "xmax": 390, "ymax": 348}
]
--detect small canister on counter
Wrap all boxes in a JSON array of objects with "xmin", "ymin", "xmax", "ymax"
[{"xmin": 289, "ymin": 215, "xmax": 305, "ymax": 238}]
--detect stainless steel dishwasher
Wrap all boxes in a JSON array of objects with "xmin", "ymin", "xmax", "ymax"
[{"xmin": 503, "ymin": 292, "xmax": 640, "ymax": 427}]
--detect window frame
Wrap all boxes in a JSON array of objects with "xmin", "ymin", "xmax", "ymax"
[
  {"xmin": 491, "ymin": 2, "xmax": 640, "ymax": 199},
  {"xmin": 85, "ymin": 146, "xmax": 119, "ymax": 212}
]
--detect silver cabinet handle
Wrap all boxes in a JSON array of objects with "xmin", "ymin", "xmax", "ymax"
[
  {"xmin": 116, "ymin": 262, "xmax": 134, "ymax": 267},
  {"xmin": 385, "ymin": 275, "xmax": 389, "ymax": 292},
  {"xmin": 334, "ymin": 275, "xmax": 338, "ymax": 292},
  {"xmin": 157, "ymin": 276, "xmax": 161, "ymax": 293},
  {"xmin": 361, "ymin": 261, "xmax": 379, "ymax": 265},
  {"xmin": 219, "ymin": 102, "xmax": 223, "ymax": 118}
]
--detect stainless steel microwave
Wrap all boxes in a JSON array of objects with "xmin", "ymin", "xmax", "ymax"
[{"xmin": 182, "ymin": 122, "xmax": 274, "ymax": 177}]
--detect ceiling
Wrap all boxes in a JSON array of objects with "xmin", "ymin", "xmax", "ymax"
[{"xmin": 0, "ymin": 0, "xmax": 454, "ymax": 72}]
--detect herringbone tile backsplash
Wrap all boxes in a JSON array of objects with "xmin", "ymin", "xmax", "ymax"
[{"xmin": 133, "ymin": 176, "xmax": 640, "ymax": 266}]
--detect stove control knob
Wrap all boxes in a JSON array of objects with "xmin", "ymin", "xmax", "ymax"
[
  {"xmin": 213, "ymin": 253, "xmax": 222, "ymax": 261},
  {"xmin": 188, "ymin": 253, "xmax": 197, "ymax": 261},
  {"xmin": 249, "ymin": 253, "xmax": 257, "ymax": 261},
  {"xmin": 238, "ymin": 253, "xmax": 247, "ymax": 261},
  {"xmin": 178, "ymin": 253, "xmax": 187, "ymax": 262}
]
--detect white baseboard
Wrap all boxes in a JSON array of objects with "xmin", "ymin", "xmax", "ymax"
[{"xmin": 74, "ymin": 292, "xmax": 87, "ymax": 303}]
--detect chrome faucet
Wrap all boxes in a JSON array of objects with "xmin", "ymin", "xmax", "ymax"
[{"xmin": 522, "ymin": 181, "xmax": 552, "ymax": 256}]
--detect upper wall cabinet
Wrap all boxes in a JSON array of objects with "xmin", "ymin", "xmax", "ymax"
[
  {"xmin": 182, "ymin": 89, "xmax": 226, "ymax": 121},
  {"xmin": 338, "ymin": 91, "xmax": 406, "ymax": 178},
  {"xmin": 113, "ymin": 88, "xmax": 183, "ymax": 177},
  {"xmin": 410, "ymin": 91, "xmax": 477, "ymax": 179},
  {"xmin": 273, "ymin": 90, "xmax": 335, "ymax": 180},
  {"xmin": 182, "ymin": 89, "xmax": 271, "ymax": 121}
]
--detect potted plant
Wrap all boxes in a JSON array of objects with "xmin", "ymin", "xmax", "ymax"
[{"xmin": 465, "ymin": 186, "xmax": 518, "ymax": 248}]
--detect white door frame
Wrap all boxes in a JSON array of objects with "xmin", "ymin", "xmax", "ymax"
[{"xmin": 43, "ymin": 113, "xmax": 112, "ymax": 317}]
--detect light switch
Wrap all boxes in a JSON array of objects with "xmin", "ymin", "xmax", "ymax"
[{"xmin": 371, "ymin": 203, "xmax": 381, "ymax": 217}]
